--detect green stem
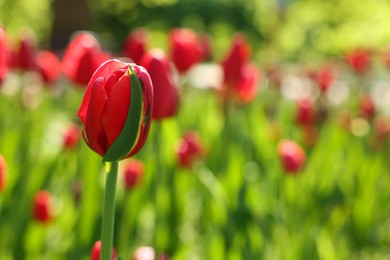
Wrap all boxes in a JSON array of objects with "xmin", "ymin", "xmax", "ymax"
[{"xmin": 100, "ymin": 161, "xmax": 119, "ymax": 260}]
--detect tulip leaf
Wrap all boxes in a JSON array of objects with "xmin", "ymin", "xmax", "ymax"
[{"xmin": 103, "ymin": 65, "xmax": 143, "ymax": 162}]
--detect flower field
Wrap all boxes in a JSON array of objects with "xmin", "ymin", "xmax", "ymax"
[{"xmin": 1, "ymin": 7, "xmax": 390, "ymax": 260}]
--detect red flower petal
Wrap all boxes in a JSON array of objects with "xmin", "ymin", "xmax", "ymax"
[
  {"xmin": 77, "ymin": 59, "xmax": 126, "ymax": 125},
  {"xmin": 101, "ymin": 71, "xmax": 131, "ymax": 147},
  {"xmin": 85, "ymin": 77, "xmax": 108, "ymax": 155}
]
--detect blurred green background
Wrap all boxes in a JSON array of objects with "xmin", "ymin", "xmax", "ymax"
[{"xmin": 3, "ymin": 0, "xmax": 390, "ymax": 62}]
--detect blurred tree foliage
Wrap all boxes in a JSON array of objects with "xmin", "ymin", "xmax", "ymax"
[
  {"xmin": 2, "ymin": 0, "xmax": 390, "ymax": 62},
  {"xmin": 0, "ymin": 0, "xmax": 53, "ymax": 45}
]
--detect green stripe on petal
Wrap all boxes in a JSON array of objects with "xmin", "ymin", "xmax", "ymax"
[{"xmin": 103, "ymin": 65, "xmax": 144, "ymax": 162}]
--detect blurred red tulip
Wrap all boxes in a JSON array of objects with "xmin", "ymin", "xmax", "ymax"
[
  {"xmin": 233, "ymin": 63, "xmax": 260, "ymax": 103},
  {"xmin": 140, "ymin": 49, "xmax": 179, "ymax": 120},
  {"xmin": 168, "ymin": 28, "xmax": 203, "ymax": 73},
  {"xmin": 91, "ymin": 240, "xmax": 117, "ymax": 260},
  {"xmin": 0, "ymin": 26, "xmax": 9, "ymax": 84},
  {"xmin": 359, "ymin": 94, "xmax": 375, "ymax": 119},
  {"xmin": 33, "ymin": 190, "xmax": 53, "ymax": 223},
  {"xmin": 132, "ymin": 246, "xmax": 155, "ymax": 260},
  {"xmin": 176, "ymin": 131, "xmax": 205, "ymax": 168},
  {"xmin": 123, "ymin": 28, "xmax": 149, "ymax": 64},
  {"xmin": 11, "ymin": 30, "xmax": 37, "ymax": 71},
  {"xmin": 278, "ymin": 140, "xmax": 306, "ymax": 174},
  {"xmin": 315, "ymin": 65, "xmax": 334, "ymax": 92},
  {"xmin": 296, "ymin": 97, "xmax": 316, "ymax": 126},
  {"xmin": 0, "ymin": 154, "xmax": 7, "ymax": 192},
  {"xmin": 221, "ymin": 33, "xmax": 251, "ymax": 86},
  {"xmin": 63, "ymin": 124, "xmax": 81, "ymax": 150},
  {"xmin": 77, "ymin": 59, "xmax": 153, "ymax": 161},
  {"xmin": 62, "ymin": 32, "xmax": 109, "ymax": 86},
  {"xmin": 347, "ymin": 49, "xmax": 371, "ymax": 74},
  {"xmin": 123, "ymin": 159, "xmax": 144, "ymax": 190},
  {"xmin": 35, "ymin": 50, "xmax": 62, "ymax": 85}
]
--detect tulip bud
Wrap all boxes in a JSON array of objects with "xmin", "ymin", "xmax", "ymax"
[
  {"xmin": 176, "ymin": 131, "xmax": 205, "ymax": 168},
  {"xmin": 62, "ymin": 32, "xmax": 109, "ymax": 86},
  {"xmin": 123, "ymin": 159, "xmax": 144, "ymax": 190},
  {"xmin": 359, "ymin": 94, "xmax": 375, "ymax": 119},
  {"xmin": 11, "ymin": 30, "xmax": 37, "ymax": 71},
  {"xmin": 35, "ymin": 50, "xmax": 62, "ymax": 85},
  {"xmin": 140, "ymin": 49, "xmax": 179, "ymax": 120},
  {"xmin": 277, "ymin": 140, "xmax": 306, "ymax": 174},
  {"xmin": 0, "ymin": 26, "xmax": 9, "ymax": 84},
  {"xmin": 132, "ymin": 246, "xmax": 155, "ymax": 260},
  {"xmin": 347, "ymin": 49, "xmax": 371, "ymax": 74},
  {"xmin": 0, "ymin": 154, "xmax": 7, "ymax": 192},
  {"xmin": 233, "ymin": 63, "xmax": 260, "ymax": 103},
  {"xmin": 77, "ymin": 59, "xmax": 153, "ymax": 162},
  {"xmin": 91, "ymin": 240, "xmax": 117, "ymax": 260},
  {"xmin": 123, "ymin": 28, "xmax": 149, "ymax": 64},
  {"xmin": 63, "ymin": 124, "xmax": 81, "ymax": 150},
  {"xmin": 221, "ymin": 33, "xmax": 251, "ymax": 86},
  {"xmin": 33, "ymin": 190, "xmax": 53, "ymax": 223},
  {"xmin": 168, "ymin": 28, "xmax": 203, "ymax": 73},
  {"xmin": 296, "ymin": 97, "xmax": 316, "ymax": 126},
  {"xmin": 315, "ymin": 65, "xmax": 334, "ymax": 92}
]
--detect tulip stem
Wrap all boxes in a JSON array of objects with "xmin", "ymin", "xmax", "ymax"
[{"xmin": 100, "ymin": 161, "xmax": 118, "ymax": 260}]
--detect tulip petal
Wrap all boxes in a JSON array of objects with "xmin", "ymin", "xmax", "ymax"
[
  {"xmin": 77, "ymin": 59, "xmax": 126, "ymax": 125},
  {"xmin": 101, "ymin": 71, "xmax": 131, "ymax": 147},
  {"xmin": 127, "ymin": 65, "xmax": 154, "ymax": 157},
  {"xmin": 103, "ymin": 65, "xmax": 143, "ymax": 161},
  {"xmin": 85, "ymin": 77, "xmax": 108, "ymax": 155}
]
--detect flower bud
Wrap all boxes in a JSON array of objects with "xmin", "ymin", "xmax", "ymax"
[
  {"xmin": 123, "ymin": 28, "xmax": 149, "ymax": 64},
  {"xmin": 0, "ymin": 154, "xmax": 7, "ymax": 192},
  {"xmin": 347, "ymin": 49, "xmax": 371, "ymax": 74},
  {"xmin": 296, "ymin": 97, "xmax": 316, "ymax": 126},
  {"xmin": 62, "ymin": 32, "xmax": 110, "ymax": 86},
  {"xmin": 91, "ymin": 240, "xmax": 117, "ymax": 260},
  {"xmin": 132, "ymin": 246, "xmax": 155, "ymax": 260},
  {"xmin": 35, "ymin": 50, "xmax": 61, "ymax": 85},
  {"xmin": 77, "ymin": 59, "xmax": 153, "ymax": 162},
  {"xmin": 278, "ymin": 140, "xmax": 306, "ymax": 174},
  {"xmin": 11, "ymin": 30, "xmax": 37, "ymax": 71},
  {"xmin": 140, "ymin": 49, "xmax": 179, "ymax": 120},
  {"xmin": 176, "ymin": 131, "xmax": 205, "ymax": 168},
  {"xmin": 33, "ymin": 190, "xmax": 53, "ymax": 223},
  {"xmin": 0, "ymin": 26, "xmax": 9, "ymax": 84},
  {"xmin": 123, "ymin": 159, "xmax": 144, "ymax": 190},
  {"xmin": 63, "ymin": 124, "xmax": 81, "ymax": 150},
  {"xmin": 168, "ymin": 28, "xmax": 203, "ymax": 73}
]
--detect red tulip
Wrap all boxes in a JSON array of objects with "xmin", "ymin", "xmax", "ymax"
[
  {"xmin": 0, "ymin": 26, "xmax": 9, "ymax": 84},
  {"xmin": 359, "ymin": 94, "xmax": 375, "ymax": 119},
  {"xmin": 176, "ymin": 131, "xmax": 205, "ymax": 168},
  {"xmin": 123, "ymin": 159, "xmax": 144, "ymax": 190},
  {"xmin": 77, "ymin": 59, "xmax": 153, "ymax": 162},
  {"xmin": 232, "ymin": 63, "xmax": 260, "ymax": 103},
  {"xmin": 11, "ymin": 30, "xmax": 37, "ymax": 71},
  {"xmin": 132, "ymin": 246, "xmax": 155, "ymax": 260},
  {"xmin": 374, "ymin": 115, "xmax": 390, "ymax": 140},
  {"xmin": 315, "ymin": 65, "xmax": 334, "ymax": 92},
  {"xmin": 296, "ymin": 97, "xmax": 316, "ymax": 126},
  {"xmin": 221, "ymin": 33, "xmax": 251, "ymax": 86},
  {"xmin": 62, "ymin": 32, "xmax": 109, "ymax": 86},
  {"xmin": 0, "ymin": 154, "xmax": 7, "ymax": 192},
  {"xmin": 35, "ymin": 50, "xmax": 62, "ymax": 85},
  {"xmin": 140, "ymin": 49, "xmax": 179, "ymax": 120},
  {"xmin": 347, "ymin": 49, "xmax": 371, "ymax": 74},
  {"xmin": 278, "ymin": 140, "xmax": 306, "ymax": 174},
  {"xmin": 123, "ymin": 28, "xmax": 149, "ymax": 64},
  {"xmin": 33, "ymin": 190, "xmax": 53, "ymax": 223},
  {"xmin": 63, "ymin": 124, "xmax": 81, "ymax": 150},
  {"xmin": 91, "ymin": 240, "xmax": 117, "ymax": 260},
  {"xmin": 168, "ymin": 28, "xmax": 203, "ymax": 73}
]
